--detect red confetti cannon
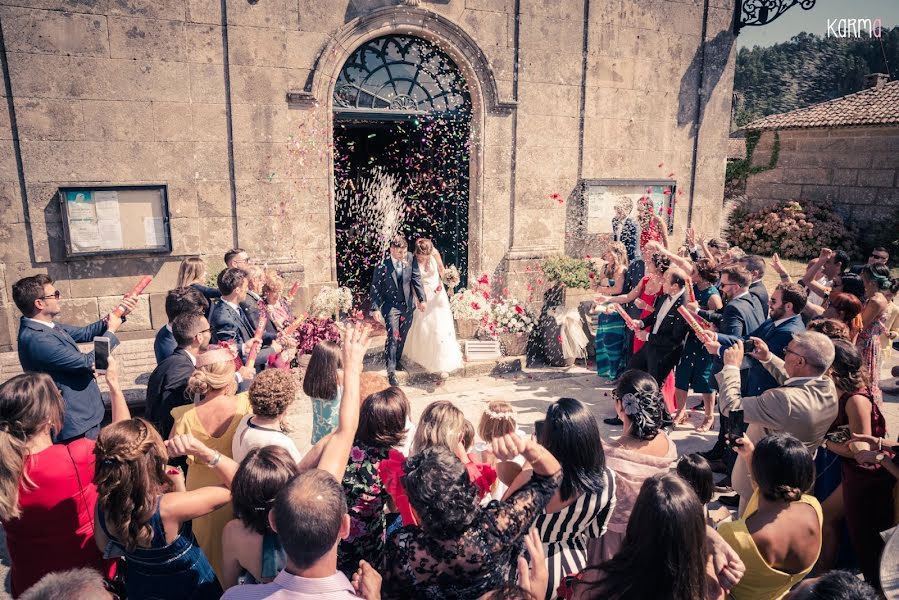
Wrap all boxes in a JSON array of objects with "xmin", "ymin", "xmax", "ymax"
[
  {"xmin": 687, "ymin": 282, "xmax": 696, "ymax": 304},
  {"xmin": 613, "ymin": 304, "xmax": 639, "ymax": 331},
  {"xmin": 245, "ymin": 314, "xmax": 268, "ymax": 366},
  {"xmin": 282, "ymin": 312, "xmax": 309, "ymax": 336},
  {"xmin": 113, "ymin": 276, "xmax": 152, "ymax": 317},
  {"xmin": 678, "ymin": 305, "xmax": 711, "ymax": 343},
  {"xmin": 286, "ymin": 281, "xmax": 300, "ymax": 303}
]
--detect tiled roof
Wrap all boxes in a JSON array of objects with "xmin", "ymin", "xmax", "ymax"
[{"xmin": 744, "ymin": 80, "xmax": 899, "ymax": 131}]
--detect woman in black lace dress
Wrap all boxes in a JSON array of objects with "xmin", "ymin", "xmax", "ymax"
[{"xmin": 383, "ymin": 433, "xmax": 562, "ymax": 599}]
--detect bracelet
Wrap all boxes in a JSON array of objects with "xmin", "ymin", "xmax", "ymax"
[
  {"xmin": 879, "ymin": 438, "xmax": 883, "ymax": 451},
  {"xmin": 207, "ymin": 451, "xmax": 222, "ymax": 467}
]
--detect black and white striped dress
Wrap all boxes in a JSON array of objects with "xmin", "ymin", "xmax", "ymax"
[{"xmin": 534, "ymin": 467, "xmax": 616, "ymax": 600}]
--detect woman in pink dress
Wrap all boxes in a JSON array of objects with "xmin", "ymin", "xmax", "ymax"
[{"xmin": 857, "ymin": 265, "xmax": 892, "ymax": 406}]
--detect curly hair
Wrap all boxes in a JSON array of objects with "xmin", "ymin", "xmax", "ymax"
[
  {"xmin": 403, "ymin": 446, "xmax": 478, "ymax": 539},
  {"xmin": 806, "ymin": 318, "xmax": 850, "ymax": 341},
  {"xmin": 829, "ymin": 339, "xmax": 870, "ymax": 394},
  {"xmin": 261, "ymin": 269, "xmax": 285, "ymax": 297},
  {"xmin": 614, "ymin": 370, "xmax": 671, "ymax": 440},
  {"xmin": 692, "ymin": 258, "xmax": 719, "ymax": 285},
  {"xmin": 249, "ymin": 369, "xmax": 298, "ymax": 418},
  {"xmin": 93, "ymin": 418, "xmax": 170, "ymax": 551}
]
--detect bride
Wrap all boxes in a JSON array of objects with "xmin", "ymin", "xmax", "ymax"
[{"xmin": 403, "ymin": 238, "xmax": 464, "ymax": 377}]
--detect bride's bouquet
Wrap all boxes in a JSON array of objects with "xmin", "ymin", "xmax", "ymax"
[{"xmin": 441, "ymin": 265, "xmax": 461, "ymax": 292}]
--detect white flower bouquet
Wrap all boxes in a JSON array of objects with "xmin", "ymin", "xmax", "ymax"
[
  {"xmin": 450, "ymin": 288, "xmax": 490, "ymax": 322},
  {"xmin": 441, "ymin": 265, "xmax": 461, "ymax": 291},
  {"xmin": 484, "ymin": 298, "xmax": 535, "ymax": 336},
  {"xmin": 309, "ymin": 286, "xmax": 353, "ymax": 319}
]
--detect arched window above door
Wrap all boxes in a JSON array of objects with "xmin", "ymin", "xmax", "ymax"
[{"xmin": 333, "ymin": 35, "xmax": 471, "ymax": 116}]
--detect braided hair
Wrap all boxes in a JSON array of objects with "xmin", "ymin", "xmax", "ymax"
[
  {"xmin": 614, "ymin": 370, "xmax": 672, "ymax": 440},
  {"xmin": 93, "ymin": 418, "xmax": 170, "ymax": 551}
]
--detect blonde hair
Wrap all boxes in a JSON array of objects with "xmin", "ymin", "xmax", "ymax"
[
  {"xmin": 603, "ymin": 242, "xmax": 629, "ymax": 279},
  {"xmin": 0, "ymin": 373, "xmax": 65, "ymax": 521},
  {"xmin": 93, "ymin": 418, "xmax": 169, "ymax": 551},
  {"xmin": 411, "ymin": 400, "xmax": 465, "ymax": 456},
  {"xmin": 262, "ymin": 269, "xmax": 285, "ymax": 297},
  {"xmin": 414, "ymin": 238, "xmax": 434, "ymax": 257},
  {"xmin": 477, "ymin": 400, "xmax": 517, "ymax": 443},
  {"xmin": 177, "ymin": 257, "xmax": 206, "ymax": 288},
  {"xmin": 185, "ymin": 356, "xmax": 236, "ymax": 400}
]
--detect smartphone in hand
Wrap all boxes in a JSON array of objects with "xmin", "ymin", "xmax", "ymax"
[
  {"xmin": 743, "ymin": 339, "xmax": 756, "ymax": 354},
  {"xmin": 726, "ymin": 410, "xmax": 746, "ymax": 447},
  {"xmin": 94, "ymin": 336, "xmax": 111, "ymax": 374}
]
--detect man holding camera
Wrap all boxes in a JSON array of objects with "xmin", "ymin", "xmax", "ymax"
[{"xmin": 716, "ymin": 331, "xmax": 838, "ymax": 515}]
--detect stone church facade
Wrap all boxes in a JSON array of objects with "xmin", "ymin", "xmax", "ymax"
[{"xmin": 0, "ymin": 0, "xmax": 738, "ymax": 350}]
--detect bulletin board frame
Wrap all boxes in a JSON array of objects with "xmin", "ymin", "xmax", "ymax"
[
  {"xmin": 582, "ymin": 178, "xmax": 677, "ymax": 235},
  {"xmin": 57, "ymin": 184, "xmax": 172, "ymax": 258}
]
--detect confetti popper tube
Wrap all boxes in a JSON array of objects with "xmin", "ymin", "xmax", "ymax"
[
  {"xmin": 113, "ymin": 276, "xmax": 152, "ymax": 316},
  {"xmin": 245, "ymin": 314, "xmax": 268, "ymax": 366},
  {"xmin": 613, "ymin": 304, "xmax": 639, "ymax": 331},
  {"xmin": 687, "ymin": 282, "xmax": 696, "ymax": 304},
  {"xmin": 677, "ymin": 306, "xmax": 711, "ymax": 343},
  {"xmin": 694, "ymin": 313, "xmax": 713, "ymax": 330},
  {"xmin": 282, "ymin": 313, "xmax": 308, "ymax": 336},
  {"xmin": 286, "ymin": 281, "xmax": 300, "ymax": 303}
]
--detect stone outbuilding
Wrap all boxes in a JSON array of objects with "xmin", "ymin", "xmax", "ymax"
[
  {"xmin": 0, "ymin": 0, "xmax": 739, "ymax": 350},
  {"xmin": 742, "ymin": 74, "xmax": 899, "ymax": 226}
]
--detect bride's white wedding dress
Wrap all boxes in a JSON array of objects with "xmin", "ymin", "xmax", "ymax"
[{"xmin": 403, "ymin": 255, "xmax": 464, "ymax": 373}]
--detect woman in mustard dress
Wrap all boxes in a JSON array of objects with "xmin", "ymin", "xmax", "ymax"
[{"xmin": 171, "ymin": 346, "xmax": 252, "ymax": 583}]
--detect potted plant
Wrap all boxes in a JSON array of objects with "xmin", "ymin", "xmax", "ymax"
[
  {"xmin": 309, "ymin": 286, "xmax": 354, "ymax": 321},
  {"xmin": 483, "ymin": 297, "xmax": 535, "ymax": 356},
  {"xmin": 290, "ymin": 316, "xmax": 341, "ymax": 368},
  {"xmin": 541, "ymin": 255, "xmax": 599, "ymax": 309},
  {"xmin": 450, "ymin": 287, "xmax": 489, "ymax": 339}
]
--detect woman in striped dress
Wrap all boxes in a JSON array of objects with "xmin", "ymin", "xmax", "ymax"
[
  {"xmin": 592, "ymin": 243, "xmax": 629, "ymax": 381},
  {"xmin": 505, "ymin": 398, "xmax": 616, "ymax": 599}
]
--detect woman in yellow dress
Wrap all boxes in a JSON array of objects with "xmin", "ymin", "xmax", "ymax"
[{"xmin": 171, "ymin": 346, "xmax": 251, "ymax": 583}]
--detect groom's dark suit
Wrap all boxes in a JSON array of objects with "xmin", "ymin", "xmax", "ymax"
[{"xmin": 370, "ymin": 251, "xmax": 426, "ymax": 375}]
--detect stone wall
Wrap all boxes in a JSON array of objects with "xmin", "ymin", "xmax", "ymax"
[
  {"xmin": 744, "ymin": 127, "xmax": 899, "ymax": 224},
  {"xmin": 0, "ymin": 0, "xmax": 737, "ymax": 350}
]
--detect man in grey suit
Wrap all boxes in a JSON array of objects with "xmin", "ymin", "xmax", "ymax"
[{"xmin": 716, "ymin": 331, "xmax": 838, "ymax": 515}]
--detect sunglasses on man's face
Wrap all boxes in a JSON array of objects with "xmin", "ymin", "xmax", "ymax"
[{"xmin": 40, "ymin": 290, "xmax": 61, "ymax": 300}]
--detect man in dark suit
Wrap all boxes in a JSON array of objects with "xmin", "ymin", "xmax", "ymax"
[
  {"xmin": 154, "ymin": 286, "xmax": 209, "ymax": 364},
  {"xmin": 210, "ymin": 268, "xmax": 273, "ymax": 370},
  {"xmin": 146, "ymin": 313, "xmax": 211, "ymax": 437},
  {"xmin": 628, "ymin": 267, "xmax": 691, "ymax": 390},
  {"xmin": 239, "ymin": 265, "xmax": 277, "ymax": 348},
  {"xmin": 13, "ymin": 274, "xmax": 137, "ymax": 442},
  {"xmin": 370, "ymin": 235, "xmax": 426, "ymax": 386},
  {"xmin": 612, "ymin": 198, "xmax": 639, "ymax": 263},
  {"xmin": 711, "ymin": 282, "xmax": 807, "ymax": 396},
  {"xmin": 699, "ymin": 265, "xmax": 765, "ymax": 339},
  {"xmin": 739, "ymin": 255, "xmax": 769, "ymax": 319}
]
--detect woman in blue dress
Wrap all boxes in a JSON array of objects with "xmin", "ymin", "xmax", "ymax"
[
  {"xmin": 673, "ymin": 258, "xmax": 722, "ymax": 430},
  {"xmin": 592, "ymin": 242, "xmax": 630, "ymax": 381}
]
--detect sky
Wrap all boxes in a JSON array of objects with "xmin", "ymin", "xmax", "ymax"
[{"xmin": 737, "ymin": 0, "xmax": 899, "ymax": 49}]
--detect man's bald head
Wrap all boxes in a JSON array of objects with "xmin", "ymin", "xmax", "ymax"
[{"xmin": 270, "ymin": 469, "xmax": 348, "ymax": 568}]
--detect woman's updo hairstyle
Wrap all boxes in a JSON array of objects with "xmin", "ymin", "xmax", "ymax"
[
  {"xmin": 650, "ymin": 253, "xmax": 671, "ymax": 274},
  {"xmin": 751, "ymin": 432, "xmax": 814, "ymax": 503},
  {"xmin": 614, "ymin": 369, "xmax": 671, "ymax": 440},
  {"xmin": 185, "ymin": 350, "xmax": 237, "ymax": 400},
  {"xmin": 862, "ymin": 264, "xmax": 892, "ymax": 291},
  {"xmin": 414, "ymin": 238, "xmax": 434, "ymax": 257}
]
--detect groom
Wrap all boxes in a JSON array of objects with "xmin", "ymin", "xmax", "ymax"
[{"xmin": 370, "ymin": 235, "xmax": 427, "ymax": 385}]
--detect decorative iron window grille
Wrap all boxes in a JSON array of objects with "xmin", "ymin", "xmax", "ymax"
[
  {"xmin": 735, "ymin": 0, "xmax": 817, "ymax": 34},
  {"xmin": 333, "ymin": 35, "xmax": 471, "ymax": 115}
]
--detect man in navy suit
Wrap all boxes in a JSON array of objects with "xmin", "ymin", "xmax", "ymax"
[
  {"xmin": 709, "ymin": 282, "xmax": 807, "ymax": 396},
  {"xmin": 14, "ymin": 274, "xmax": 137, "ymax": 442},
  {"xmin": 628, "ymin": 267, "xmax": 691, "ymax": 392},
  {"xmin": 370, "ymin": 235, "xmax": 426, "ymax": 386},
  {"xmin": 153, "ymin": 286, "xmax": 209, "ymax": 364},
  {"xmin": 209, "ymin": 267, "xmax": 272, "ymax": 370},
  {"xmin": 739, "ymin": 255, "xmax": 770, "ymax": 319}
]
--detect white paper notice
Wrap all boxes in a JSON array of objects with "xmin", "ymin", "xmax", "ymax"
[
  {"xmin": 143, "ymin": 217, "xmax": 166, "ymax": 247},
  {"xmin": 94, "ymin": 191, "xmax": 123, "ymax": 250},
  {"xmin": 69, "ymin": 220, "xmax": 102, "ymax": 251}
]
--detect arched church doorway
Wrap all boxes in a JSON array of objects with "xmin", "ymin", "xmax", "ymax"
[{"xmin": 332, "ymin": 34, "xmax": 472, "ymax": 306}]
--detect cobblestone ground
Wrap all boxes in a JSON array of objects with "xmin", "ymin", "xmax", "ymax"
[{"xmin": 3, "ymin": 354, "xmax": 899, "ymax": 597}]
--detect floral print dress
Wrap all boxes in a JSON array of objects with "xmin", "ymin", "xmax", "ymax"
[{"xmin": 337, "ymin": 440, "xmax": 395, "ymax": 577}]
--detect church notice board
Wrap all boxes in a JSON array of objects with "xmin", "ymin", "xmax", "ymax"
[
  {"xmin": 58, "ymin": 185, "xmax": 172, "ymax": 258},
  {"xmin": 582, "ymin": 179, "xmax": 676, "ymax": 235}
]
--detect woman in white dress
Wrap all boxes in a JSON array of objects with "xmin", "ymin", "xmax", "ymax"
[{"xmin": 402, "ymin": 238, "xmax": 464, "ymax": 377}]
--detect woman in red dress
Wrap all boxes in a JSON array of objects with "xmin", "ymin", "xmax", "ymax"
[
  {"xmin": 637, "ymin": 199, "xmax": 669, "ymax": 256},
  {"xmin": 0, "ymin": 359, "xmax": 130, "ymax": 596}
]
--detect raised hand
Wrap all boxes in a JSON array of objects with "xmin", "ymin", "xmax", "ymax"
[
  {"xmin": 722, "ymin": 340, "xmax": 744, "ymax": 368},
  {"xmin": 351, "ymin": 560, "xmax": 382, "ymax": 600},
  {"xmin": 517, "ymin": 529, "xmax": 548, "ymax": 598}
]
